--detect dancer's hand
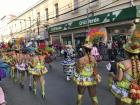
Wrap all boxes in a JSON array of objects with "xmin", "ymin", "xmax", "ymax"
[{"xmin": 95, "ymin": 74, "xmax": 101, "ymax": 84}]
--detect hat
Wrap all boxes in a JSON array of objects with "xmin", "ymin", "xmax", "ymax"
[
  {"xmin": 123, "ymin": 23, "xmax": 140, "ymax": 54},
  {"xmin": 82, "ymin": 42, "xmax": 93, "ymax": 49},
  {"xmin": 123, "ymin": 40, "xmax": 140, "ymax": 54}
]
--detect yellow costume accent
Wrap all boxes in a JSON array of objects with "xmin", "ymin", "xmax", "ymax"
[
  {"xmin": 73, "ymin": 63, "xmax": 97, "ymax": 86},
  {"xmin": 110, "ymin": 62, "xmax": 140, "ymax": 104},
  {"xmin": 29, "ymin": 60, "xmax": 48, "ymax": 76}
]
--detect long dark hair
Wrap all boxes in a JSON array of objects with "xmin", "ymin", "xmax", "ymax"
[{"xmin": 84, "ymin": 47, "xmax": 92, "ymax": 63}]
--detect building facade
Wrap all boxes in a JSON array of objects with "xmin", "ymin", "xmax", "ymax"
[
  {"xmin": 0, "ymin": 0, "xmax": 140, "ymax": 49},
  {"xmin": 48, "ymin": 0, "xmax": 140, "ymax": 49}
]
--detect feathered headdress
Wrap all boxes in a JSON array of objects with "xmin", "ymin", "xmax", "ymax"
[{"xmin": 83, "ymin": 27, "xmax": 105, "ymax": 49}]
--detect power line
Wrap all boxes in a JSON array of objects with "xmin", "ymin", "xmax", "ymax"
[
  {"xmin": 47, "ymin": 0, "xmax": 126, "ymax": 25},
  {"xmin": 7, "ymin": 0, "xmax": 86, "ymax": 23},
  {"xmin": 6, "ymin": 0, "xmax": 119, "ymax": 24},
  {"xmin": 47, "ymin": 0, "xmax": 89, "ymax": 16},
  {"xmin": 0, "ymin": 0, "xmax": 99, "ymax": 30},
  {"xmin": 0, "ymin": 0, "xmax": 130, "ymax": 37}
]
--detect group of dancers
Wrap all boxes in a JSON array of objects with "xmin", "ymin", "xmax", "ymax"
[
  {"xmin": 61, "ymin": 25, "xmax": 140, "ymax": 105},
  {"xmin": 0, "ymin": 39, "xmax": 53, "ymax": 99},
  {"xmin": 0, "ymin": 24, "xmax": 140, "ymax": 105}
]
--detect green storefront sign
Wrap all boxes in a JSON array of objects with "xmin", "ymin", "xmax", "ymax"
[{"xmin": 48, "ymin": 6, "xmax": 138, "ymax": 33}]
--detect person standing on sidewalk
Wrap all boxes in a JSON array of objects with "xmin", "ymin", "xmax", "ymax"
[{"xmin": 107, "ymin": 40, "xmax": 112, "ymax": 60}]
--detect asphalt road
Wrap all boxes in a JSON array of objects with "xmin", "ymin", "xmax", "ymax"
[{"xmin": 0, "ymin": 57, "xmax": 115, "ymax": 105}]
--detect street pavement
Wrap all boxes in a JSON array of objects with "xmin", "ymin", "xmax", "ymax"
[{"xmin": 1, "ymin": 57, "xmax": 115, "ymax": 105}]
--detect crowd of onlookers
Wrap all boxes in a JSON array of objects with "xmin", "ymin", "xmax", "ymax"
[
  {"xmin": 0, "ymin": 38, "xmax": 127, "ymax": 62},
  {"xmin": 52, "ymin": 39, "xmax": 127, "ymax": 61}
]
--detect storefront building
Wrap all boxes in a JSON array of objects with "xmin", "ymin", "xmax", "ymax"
[{"xmin": 48, "ymin": 5, "xmax": 140, "ymax": 48}]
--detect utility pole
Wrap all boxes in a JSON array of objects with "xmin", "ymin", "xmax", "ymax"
[
  {"xmin": 37, "ymin": 18, "xmax": 40, "ymax": 35},
  {"xmin": 87, "ymin": 8, "xmax": 90, "ymax": 31}
]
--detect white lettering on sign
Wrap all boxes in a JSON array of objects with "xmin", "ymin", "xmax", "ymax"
[
  {"xmin": 79, "ymin": 17, "xmax": 100, "ymax": 26},
  {"xmin": 51, "ymin": 26, "xmax": 62, "ymax": 31},
  {"xmin": 79, "ymin": 20, "xmax": 88, "ymax": 26},
  {"xmin": 112, "ymin": 10, "xmax": 121, "ymax": 21}
]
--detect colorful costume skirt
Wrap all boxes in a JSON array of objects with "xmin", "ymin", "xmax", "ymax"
[
  {"xmin": 73, "ymin": 71, "xmax": 96, "ymax": 86},
  {"xmin": 63, "ymin": 65, "xmax": 75, "ymax": 77},
  {"xmin": 61, "ymin": 59, "xmax": 75, "ymax": 78},
  {"xmin": 28, "ymin": 68, "xmax": 48, "ymax": 76},
  {"xmin": 16, "ymin": 63, "xmax": 27, "ymax": 72},
  {"xmin": 111, "ymin": 81, "xmax": 140, "ymax": 104}
]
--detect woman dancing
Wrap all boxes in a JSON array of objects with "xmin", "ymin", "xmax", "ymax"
[{"xmin": 110, "ymin": 27, "xmax": 140, "ymax": 105}]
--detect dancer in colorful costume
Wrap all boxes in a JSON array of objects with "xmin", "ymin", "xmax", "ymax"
[
  {"xmin": 61, "ymin": 45, "xmax": 75, "ymax": 81},
  {"xmin": 7, "ymin": 49, "xmax": 17, "ymax": 82},
  {"xmin": 28, "ymin": 49, "xmax": 48, "ymax": 98},
  {"xmin": 18, "ymin": 50, "xmax": 28, "ymax": 88},
  {"xmin": 73, "ymin": 27, "xmax": 103, "ymax": 105},
  {"xmin": 110, "ymin": 24, "xmax": 140, "ymax": 105}
]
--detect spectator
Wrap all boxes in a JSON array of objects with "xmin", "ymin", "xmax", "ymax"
[
  {"xmin": 107, "ymin": 40, "xmax": 112, "ymax": 60},
  {"xmin": 91, "ymin": 44, "xmax": 102, "ymax": 62}
]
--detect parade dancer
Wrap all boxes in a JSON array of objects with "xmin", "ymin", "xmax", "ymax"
[
  {"xmin": 61, "ymin": 45, "xmax": 75, "ymax": 81},
  {"xmin": 73, "ymin": 42, "xmax": 101, "ymax": 105},
  {"xmin": 28, "ymin": 49, "xmax": 48, "ymax": 98},
  {"xmin": 6, "ymin": 49, "xmax": 16, "ymax": 79},
  {"xmin": 110, "ymin": 25, "xmax": 140, "ymax": 105},
  {"xmin": 73, "ymin": 27, "xmax": 103, "ymax": 105},
  {"xmin": 25, "ymin": 52, "xmax": 33, "ymax": 90}
]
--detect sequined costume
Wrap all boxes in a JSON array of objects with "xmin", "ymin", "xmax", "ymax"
[
  {"xmin": 110, "ymin": 23, "xmax": 140, "ymax": 105},
  {"xmin": 73, "ymin": 58, "xmax": 97, "ymax": 86}
]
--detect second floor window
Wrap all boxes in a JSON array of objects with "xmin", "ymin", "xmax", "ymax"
[
  {"xmin": 89, "ymin": 0, "xmax": 99, "ymax": 7},
  {"xmin": 55, "ymin": 3, "xmax": 59, "ymax": 17},
  {"xmin": 37, "ymin": 12, "xmax": 40, "ymax": 25},
  {"xmin": 45, "ymin": 8, "xmax": 48, "ymax": 20},
  {"xmin": 29, "ymin": 17, "xmax": 31, "ymax": 27},
  {"xmin": 73, "ymin": 0, "xmax": 78, "ymax": 11}
]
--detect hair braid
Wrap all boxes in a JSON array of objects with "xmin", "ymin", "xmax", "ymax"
[
  {"xmin": 136, "ymin": 55, "xmax": 140, "ymax": 80},
  {"xmin": 131, "ymin": 56, "xmax": 137, "ymax": 79}
]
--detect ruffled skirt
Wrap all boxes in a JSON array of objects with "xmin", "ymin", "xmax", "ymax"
[
  {"xmin": 111, "ymin": 82, "xmax": 140, "ymax": 105},
  {"xmin": 73, "ymin": 71, "xmax": 96, "ymax": 86},
  {"xmin": 28, "ymin": 68, "xmax": 48, "ymax": 76}
]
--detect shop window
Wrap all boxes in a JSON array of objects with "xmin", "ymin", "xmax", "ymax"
[
  {"xmin": 28, "ymin": 17, "xmax": 31, "ymax": 27},
  {"xmin": 63, "ymin": 36, "xmax": 72, "ymax": 45},
  {"xmin": 73, "ymin": 0, "xmax": 78, "ymax": 13}
]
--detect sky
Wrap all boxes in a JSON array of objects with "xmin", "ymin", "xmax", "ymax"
[{"xmin": 0, "ymin": 0, "xmax": 40, "ymax": 19}]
